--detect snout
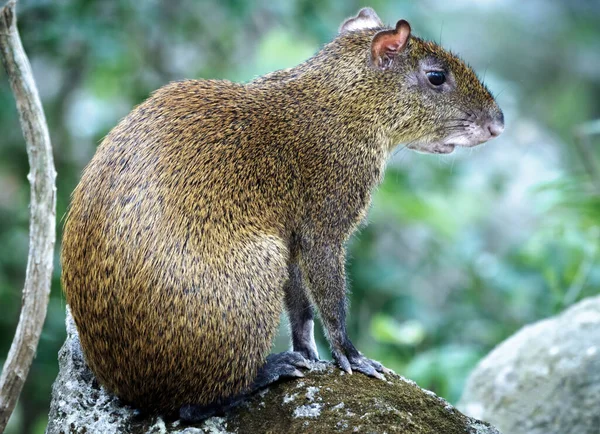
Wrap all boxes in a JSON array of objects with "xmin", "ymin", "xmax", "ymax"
[
  {"xmin": 482, "ymin": 111, "xmax": 504, "ymax": 141},
  {"xmin": 412, "ymin": 109, "xmax": 504, "ymax": 154}
]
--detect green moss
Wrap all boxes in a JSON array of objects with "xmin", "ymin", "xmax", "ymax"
[{"xmin": 176, "ymin": 364, "xmax": 498, "ymax": 434}]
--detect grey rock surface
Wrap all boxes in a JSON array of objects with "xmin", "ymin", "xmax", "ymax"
[
  {"xmin": 47, "ymin": 308, "xmax": 501, "ymax": 433},
  {"xmin": 458, "ymin": 295, "xmax": 600, "ymax": 434}
]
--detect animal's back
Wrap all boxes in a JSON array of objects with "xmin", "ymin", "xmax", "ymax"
[{"xmin": 62, "ymin": 80, "xmax": 295, "ymax": 412}]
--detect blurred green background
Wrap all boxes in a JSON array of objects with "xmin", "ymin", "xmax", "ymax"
[{"xmin": 1, "ymin": 0, "xmax": 599, "ymax": 432}]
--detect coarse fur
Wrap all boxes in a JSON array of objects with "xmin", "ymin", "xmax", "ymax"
[{"xmin": 61, "ymin": 8, "xmax": 503, "ymax": 415}]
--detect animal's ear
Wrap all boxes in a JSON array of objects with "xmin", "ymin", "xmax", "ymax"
[
  {"xmin": 370, "ymin": 20, "xmax": 411, "ymax": 70},
  {"xmin": 339, "ymin": 7, "xmax": 383, "ymax": 34}
]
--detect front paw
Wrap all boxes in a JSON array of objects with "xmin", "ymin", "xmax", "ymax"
[
  {"xmin": 294, "ymin": 344, "xmax": 320, "ymax": 362},
  {"xmin": 332, "ymin": 349, "xmax": 389, "ymax": 380}
]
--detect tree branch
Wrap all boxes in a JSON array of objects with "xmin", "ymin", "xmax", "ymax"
[{"xmin": 0, "ymin": 0, "xmax": 57, "ymax": 431}]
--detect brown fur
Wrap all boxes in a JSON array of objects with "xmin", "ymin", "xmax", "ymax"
[{"xmin": 62, "ymin": 11, "xmax": 502, "ymax": 414}]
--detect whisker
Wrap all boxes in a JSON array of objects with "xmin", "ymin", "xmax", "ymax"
[
  {"xmin": 392, "ymin": 136, "xmax": 424, "ymax": 158},
  {"xmin": 456, "ymin": 107, "xmax": 475, "ymax": 118},
  {"xmin": 392, "ymin": 144, "xmax": 410, "ymax": 158},
  {"xmin": 396, "ymin": 146, "xmax": 411, "ymax": 164},
  {"xmin": 439, "ymin": 126, "xmax": 468, "ymax": 134},
  {"xmin": 443, "ymin": 123, "xmax": 469, "ymax": 129},
  {"xmin": 442, "ymin": 119, "xmax": 469, "ymax": 125},
  {"xmin": 493, "ymin": 87, "xmax": 506, "ymax": 100}
]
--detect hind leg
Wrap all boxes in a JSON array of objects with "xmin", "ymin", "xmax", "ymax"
[
  {"xmin": 179, "ymin": 351, "xmax": 309, "ymax": 423},
  {"xmin": 179, "ymin": 402, "xmax": 226, "ymax": 422},
  {"xmin": 179, "ymin": 235, "xmax": 311, "ymax": 423}
]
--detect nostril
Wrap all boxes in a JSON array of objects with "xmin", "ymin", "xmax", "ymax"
[{"xmin": 487, "ymin": 121, "xmax": 504, "ymax": 138}]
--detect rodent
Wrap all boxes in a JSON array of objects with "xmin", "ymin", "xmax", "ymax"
[{"xmin": 61, "ymin": 7, "xmax": 504, "ymax": 418}]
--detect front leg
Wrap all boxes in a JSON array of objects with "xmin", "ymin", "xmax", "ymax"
[
  {"xmin": 300, "ymin": 241, "xmax": 387, "ymax": 379},
  {"xmin": 284, "ymin": 261, "xmax": 320, "ymax": 361}
]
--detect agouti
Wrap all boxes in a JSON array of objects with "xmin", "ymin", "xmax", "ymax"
[{"xmin": 61, "ymin": 7, "xmax": 503, "ymax": 420}]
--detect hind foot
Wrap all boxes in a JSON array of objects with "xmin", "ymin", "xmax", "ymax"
[
  {"xmin": 179, "ymin": 403, "xmax": 217, "ymax": 423},
  {"xmin": 179, "ymin": 401, "xmax": 230, "ymax": 423},
  {"xmin": 179, "ymin": 351, "xmax": 309, "ymax": 423},
  {"xmin": 249, "ymin": 351, "xmax": 310, "ymax": 392}
]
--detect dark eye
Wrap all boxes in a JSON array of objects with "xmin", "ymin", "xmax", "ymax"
[{"xmin": 426, "ymin": 71, "xmax": 446, "ymax": 86}]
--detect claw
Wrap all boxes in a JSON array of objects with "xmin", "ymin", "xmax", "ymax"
[
  {"xmin": 369, "ymin": 359, "xmax": 384, "ymax": 371},
  {"xmin": 299, "ymin": 349, "xmax": 320, "ymax": 362},
  {"xmin": 365, "ymin": 358, "xmax": 390, "ymax": 378},
  {"xmin": 351, "ymin": 358, "xmax": 385, "ymax": 380},
  {"xmin": 381, "ymin": 365, "xmax": 395, "ymax": 375},
  {"xmin": 273, "ymin": 351, "xmax": 311, "ymax": 369},
  {"xmin": 367, "ymin": 369, "xmax": 385, "ymax": 381},
  {"xmin": 333, "ymin": 349, "xmax": 390, "ymax": 380},
  {"xmin": 370, "ymin": 358, "xmax": 387, "ymax": 373},
  {"xmin": 294, "ymin": 343, "xmax": 320, "ymax": 362},
  {"xmin": 333, "ymin": 351, "xmax": 353, "ymax": 374}
]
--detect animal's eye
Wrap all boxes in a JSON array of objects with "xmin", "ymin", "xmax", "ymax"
[{"xmin": 426, "ymin": 71, "xmax": 446, "ymax": 86}]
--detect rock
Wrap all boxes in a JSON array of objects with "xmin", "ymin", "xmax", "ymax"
[
  {"xmin": 46, "ymin": 309, "xmax": 500, "ymax": 434},
  {"xmin": 458, "ymin": 295, "xmax": 600, "ymax": 434}
]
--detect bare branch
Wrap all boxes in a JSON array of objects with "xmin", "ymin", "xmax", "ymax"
[{"xmin": 0, "ymin": 0, "xmax": 57, "ymax": 431}]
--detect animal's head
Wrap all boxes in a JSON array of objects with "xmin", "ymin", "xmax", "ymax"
[{"xmin": 339, "ymin": 8, "xmax": 504, "ymax": 154}]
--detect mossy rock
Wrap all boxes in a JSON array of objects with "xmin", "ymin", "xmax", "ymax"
[
  {"xmin": 222, "ymin": 363, "xmax": 498, "ymax": 434},
  {"xmin": 46, "ymin": 309, "xmax": 500, "ymax": 434}
]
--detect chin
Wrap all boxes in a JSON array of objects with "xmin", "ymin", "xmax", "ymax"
[
  {"xmin": 408, "ymin": 142, "xmax": 457, "ymax": 155},
  {"xmin": 427, "ymin": 143, "xmax": 457, "ymax": 154},
  {"xmin": 407, "ymin": 135, "xmax": 491, "ymax": 155}
]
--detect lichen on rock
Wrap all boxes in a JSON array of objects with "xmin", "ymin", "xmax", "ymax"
[
  {"xmin": 46, "ymin": 308, "xmax": 501, "ymax": 434},
  {"xmin": 458, "ymin": 295, "xmax": 600, "ymax": 434}
]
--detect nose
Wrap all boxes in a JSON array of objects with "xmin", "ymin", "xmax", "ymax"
[{"xmin": 486, "ymin": 113, "xmax": 504, "ymax": 138}]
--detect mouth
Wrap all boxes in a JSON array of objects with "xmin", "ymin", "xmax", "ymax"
[
  {"xmin": 404, "ymin": 116, "xmax": 503, "ymax": 156},
  {"xmin": 430, "ymin": 143, "xmax": 456, "ymax": 154},
  {"xmin": 407, "ymin": 142, "xmax": 457, "ymax": 155},
  {"xmin": 406, "ymin": 134, "xmax": 494, "ymax": 155}
]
